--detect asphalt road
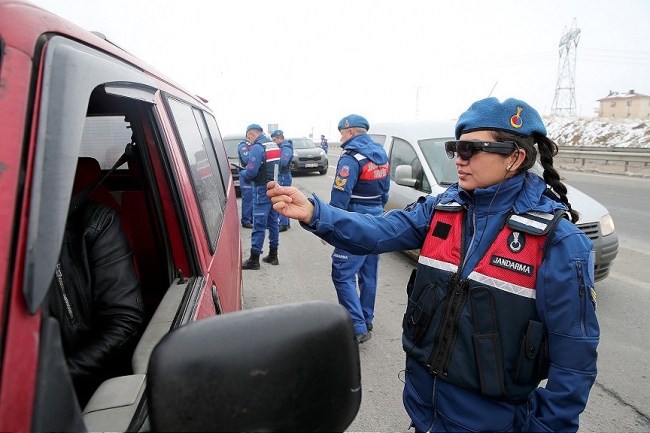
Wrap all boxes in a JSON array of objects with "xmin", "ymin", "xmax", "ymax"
[{"xmin": 238, "ymin": 151, "xmax": 650, "ymax": 432}]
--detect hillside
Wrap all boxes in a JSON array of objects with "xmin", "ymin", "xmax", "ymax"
[{"xmin": 544, "ymin": 116, "xmax": 650, "ymax": 148}]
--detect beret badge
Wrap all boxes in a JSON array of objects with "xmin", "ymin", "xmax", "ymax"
[{"xmin": 510, "ymin": 106, "xmax": 523, "ymax": 129}]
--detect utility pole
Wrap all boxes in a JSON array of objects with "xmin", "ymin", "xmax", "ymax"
[{"xmin": 551, "ymin": 18, "xmax": 580, "ymax": 116}]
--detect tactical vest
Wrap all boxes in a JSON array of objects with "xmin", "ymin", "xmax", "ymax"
[
  {"xmin": 253, "ymin": 141, "xmax": 281, "ymax": 186},
  {"xmin": 402, "ymin": 201, "xmax": 562, "ymax": 403},
  {"xmin": 344, "ymin": 150, "xmax": 389, "ymax": 207}
]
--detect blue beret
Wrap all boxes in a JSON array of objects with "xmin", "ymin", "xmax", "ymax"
[
  {"xmin": 454, "ymin": 97, "xmax": 547, "ymax": 139},
  {"xmin": 338, "ymin": 114, "xmax": 369, "ymax": 131},
  {"xmin": 246, "ymin": 123, "xmax": 263, "ymax": 133},
  {"xmin": 270, "ymin": 129, "xmax": 283, "ymax": 138}
]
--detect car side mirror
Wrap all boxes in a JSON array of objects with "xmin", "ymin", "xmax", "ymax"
[
  {"xmin": 147, "ymin": 301, "xmax": 361, "ymax": 432},
  {"xmin": 394, "ymin": 164, "xmax": 417, "ymax": 187}
]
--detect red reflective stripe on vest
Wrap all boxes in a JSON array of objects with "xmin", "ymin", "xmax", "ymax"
[
  {"xmin": 266, "ymin": 147, "xmax": 281, "ymax": 161},
  {"xmin": 473, "ymin": 226, "xmax": 544, "ymax": 288},
  {"xmin": 359, "ymin": 161, "xmax": 389, "ymax": 181},
  {"xmin": 420, "ymin": 209, "xmax": 462, "ymax": 264},
  {"xmin": 421, "ymin": 209, "xmax": 544, "ymax": 290}
]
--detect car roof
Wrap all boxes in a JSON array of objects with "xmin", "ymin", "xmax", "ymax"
[
  {"xmin": 222, "ymin": 133, "xmax": 246, "ymax": 141},
  {"xmin": 371, "ymin": 120, "xmax": 458, "ymax": 141}
]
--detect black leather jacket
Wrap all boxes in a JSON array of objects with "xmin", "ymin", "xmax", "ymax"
[{"xmin": 49, "ymin": 200, "xmax": 144, "ymax": 406}]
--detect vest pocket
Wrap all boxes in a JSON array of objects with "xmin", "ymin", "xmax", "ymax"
[
  {"xmin": 404, "ymin": 283, "xmax": 439, "ymax": 347},
  {"xmin": 471, "ymin": 288, "xmax": 506, "ymax": 398},
  {"xmin": 513, "ymin": 320, "xmax": 549, "ymax": 385}
]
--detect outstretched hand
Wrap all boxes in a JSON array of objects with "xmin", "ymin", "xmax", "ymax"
[{"xmin": 266, "ymin": 181, "xmax": 315, "ymax": 224}]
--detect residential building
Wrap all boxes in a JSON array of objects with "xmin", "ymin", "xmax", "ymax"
[{"xmin": 597, "ymin": 90, "xmax": 650, "ymax": 118}]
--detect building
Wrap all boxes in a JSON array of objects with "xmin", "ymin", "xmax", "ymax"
[{"xmin": 597, "ymin": 90, "xmax": 650, "ymax": 118}]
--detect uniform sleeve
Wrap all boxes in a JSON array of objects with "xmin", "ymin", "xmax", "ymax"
[
  {"xmin": 240, "ymin": 145, "xmax": 262, "ymax": 182},
  {"xmin": 381, "ymin": 175, "xmax": 390, "ymax": 206},
  {"xmin": 67, "ymin": 206, "xmax": 144, "ymax": 383},
  {"xmin": 329, "ymin": 155, "xmax": 359, "ymax": 209},
  {"xmin": 238, "ymin": 144, "xmax": 250, "ymax": 165},
  {"xmin": 303, "ymin": 194, "xmax": 433, "ymax": 254},
  {"xmin": 280, "ymin": 147, "xmax": 292, "ymax": 170},
  {"xmin": 525, "ymin": 223, "xmax": 599, "ymax": 432}
]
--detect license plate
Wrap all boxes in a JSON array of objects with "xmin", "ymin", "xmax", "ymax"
[{"xmin": 305, "ymin": 163, "xmax": 317, "ymax": 168}]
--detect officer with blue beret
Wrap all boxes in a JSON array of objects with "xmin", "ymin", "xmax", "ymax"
[
  {"xmin": 240, "ymin": 124, "xmax": 281, "ymax": 269},
  {"xmin": 270, "ymin": 129, "xmax": 294, "ymax": 234},
  {"xmin": 238, "ymin": 139, "xmax": 254, "ymax": 228},
  {"xmin": 329, "ymin": 114, "xmax": 390, "ymax": 344},
  {"xmin": 267, "ymin": 97, "xmax": 598, "ymax": 431}
]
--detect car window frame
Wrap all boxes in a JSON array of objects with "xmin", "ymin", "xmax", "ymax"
[{"xmin": 25, "ymin": 35, "xmax": 156, "ymax": 314}]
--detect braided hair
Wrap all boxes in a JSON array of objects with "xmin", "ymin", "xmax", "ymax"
[{"xmin": 491, "ymin": 130, "xmax": 580, "ymax": 223}]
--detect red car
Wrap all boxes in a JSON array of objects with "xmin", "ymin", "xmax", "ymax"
[{"xmin": 0, "ymin": 1, "xmax": 361, "ymax": 431}]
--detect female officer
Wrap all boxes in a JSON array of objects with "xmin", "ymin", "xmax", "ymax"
[{"xmin": 267, "ymin": 97, "xmax": 599, "ymax": 432}]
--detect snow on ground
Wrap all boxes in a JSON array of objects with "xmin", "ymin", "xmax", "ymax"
[{"xmin": 545, "ymin": 116, "xmax": 650, "ymax": 148}]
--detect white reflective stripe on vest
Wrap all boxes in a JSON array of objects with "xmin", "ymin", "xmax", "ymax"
[
  {"xmin": 418, "ymin": 256, "xmax": 459, "ymax": 273},
  {"xmin": 418, "ymin": 256, "xmax": 536, "ymax": 299},
  {"xmin": 350, "ymin": 194, "xmax": 382, "ymax": 200},
  {"xmin": 468, "ymin": 270, "xmax": 536, "ymax": 299}
]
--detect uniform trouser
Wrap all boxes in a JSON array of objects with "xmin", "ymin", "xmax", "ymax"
[
  {"xmin": 240, "ymin": 177, "xmax": 254, "ymax": 225},
  {"xmin": 331, "ymin": 247, "xmax": 379, "ymax": 335},
  {"xmin": 251, "ymin": 200, "xmax": 279, "ymax": 255},
  {"xmin": 278, "ymin": 172, "xmax": 292, "ymax": 227}
]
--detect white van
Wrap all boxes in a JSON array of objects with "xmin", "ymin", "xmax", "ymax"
[{"xmin": 369, "ymin": 121, "xmax": 618, "ymax": 282}]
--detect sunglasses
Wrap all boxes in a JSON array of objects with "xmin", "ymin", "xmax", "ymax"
[{"xmin": 444, "ymin": 140, "xmax": 518, "ymax": 160}]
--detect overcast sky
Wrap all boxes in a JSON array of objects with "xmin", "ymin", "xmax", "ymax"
[{"xmin": 28, "ymin": 0, "xmax": 650, "ymax": 139}]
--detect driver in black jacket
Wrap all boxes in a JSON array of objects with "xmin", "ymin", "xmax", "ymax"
[{"xmin": 49, "ymin": 200, "xmax": 144, "ymax": 407}]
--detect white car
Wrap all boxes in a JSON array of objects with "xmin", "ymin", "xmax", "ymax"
[{"xmin": 369, "ymin": 121, "xmax": 618, "ymax": 282}]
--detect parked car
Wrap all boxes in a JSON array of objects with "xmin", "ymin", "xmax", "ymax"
[
  {"xmin": 0, "ymin": 1, "xmax": 361, "ymax": 431},
  {"xmin": 222, "ymin": 133, "xmax": 247, "ymax": 196},
  {"xmin": 290, "ymin": 137, "xmax": 329, "ymax": 175},
  {"xmin": 369, "ymin": 121, "xmax": 619, "ymax": 282}
]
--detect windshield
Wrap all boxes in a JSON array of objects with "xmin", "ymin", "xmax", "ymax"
[
  {"xmin": 419, "ymin": 137, "xmax": 458, "ymax": 185},
  {"xmin": 292, "ymin": 138, "xmax": 318, "ymax": 149},
  {"xmin": 223, "ymin": 139, "xmax": 242, "ymax": 159}
]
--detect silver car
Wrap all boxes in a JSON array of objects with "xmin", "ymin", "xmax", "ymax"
[
  {"xmin": 290, "ymin": 137, "xmax": 328, "ymax": 175},
  {"xmin": 223, "ymin": 133, "xmax": 247, "ymax": 196},
  {"xmin": 369, "ymin": 121, "xmax": 618, "ymax": 282}
]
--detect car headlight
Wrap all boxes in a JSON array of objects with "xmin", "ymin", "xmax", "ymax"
[{"xmin": 600, "ymin": 213, "xmax": 615, "ymax": 237}]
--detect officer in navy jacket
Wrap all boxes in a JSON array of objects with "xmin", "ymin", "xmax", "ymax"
[
  {"xmin": 238, "ymin": 139, "xmax": 254, "ymax": 228},
  {"xmin": 240, "ymin": 124, "xmax": 281, "ymax": 269},
  {"xmin": 330, "ymin": 114, "xmax": 389, "ymax": 344},
  {"xmin": 320, "ymin": 134, "xmax": 328, "ymax": 154},
  {"xmin": 270, "ymin": 129, "xmax": 293, "ymax": 232},
  {"xmin": 267, "ymin": 98, "xmax": 599, "ymax": 432}
]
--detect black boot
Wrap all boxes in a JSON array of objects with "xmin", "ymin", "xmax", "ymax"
[
  {"xmin": 242, "ymin": 252, "xmax": 260, "ymax": 270},
  {"xmin": 262, "ymin": 247, "xmax": 279, "ymax": 265}
]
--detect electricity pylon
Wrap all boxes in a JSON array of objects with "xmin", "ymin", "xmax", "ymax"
[{"xmin": 551, "ymin": 18, "xmax": 580, "ymax": 116}]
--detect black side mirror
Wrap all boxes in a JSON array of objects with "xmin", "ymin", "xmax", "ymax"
[{"xmin": 147, "ymin": 301, "xmax": 361, "ymax": 432}]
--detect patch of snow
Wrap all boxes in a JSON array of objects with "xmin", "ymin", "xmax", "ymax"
[{"xmin": 544, "ymin": 116, "xmax": 650, "ymax": 148}]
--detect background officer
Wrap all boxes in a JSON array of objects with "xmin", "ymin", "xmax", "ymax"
[
  {"xmin": 271, "ymin": 129, "xmax": 294, "ymax": 232},
  {"xmin": 320, "ymin": 134, "xmax": 329, "ymax": 154},
  {"xmin": 329, "ymin": 114, "xmax": 390, "ymax": 344},
  {"xmin": 239, "ymin": 124, "xmax": 281, "ymax": 269},
  {"xmin": 238, "ymin": 139, "xmax": 253, "ymax": 228}
]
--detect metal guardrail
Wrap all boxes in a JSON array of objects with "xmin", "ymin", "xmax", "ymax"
[
  {"xmin": 557, "ymin": 146, "xmax": 650, "ymax": 171},
  {"xmin": 329, "ymin": 143, "xmax": 649, "ymax": 170}
]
